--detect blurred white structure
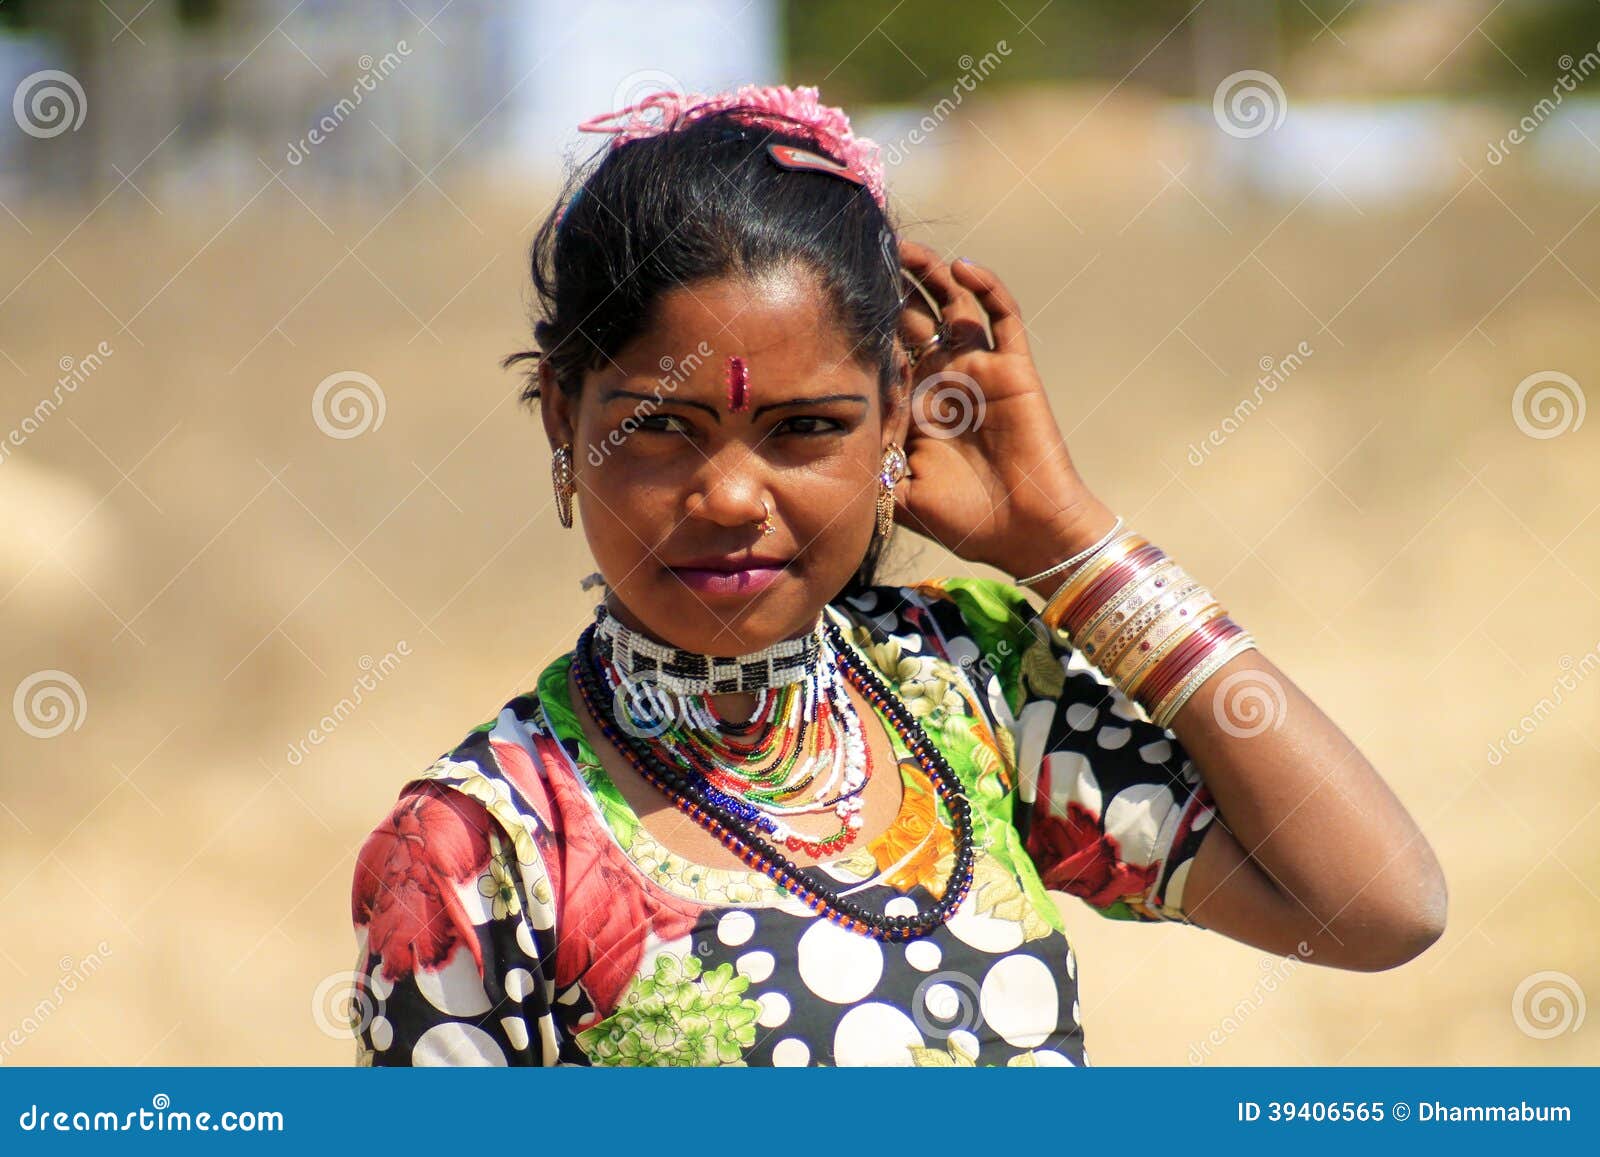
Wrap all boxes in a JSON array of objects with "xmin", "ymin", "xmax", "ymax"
[
  {"xmin": 0, "ymin": 0, "xmax": 779, "ymax": 198},
  {"xmin": 495, "ymin": 0, "xmax": 780, "ymax": 177}
]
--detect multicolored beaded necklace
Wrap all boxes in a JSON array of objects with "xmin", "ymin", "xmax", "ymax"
[
  {"xmin": 572, "ymin": 611, "xmax": 977, "ymax": 941},
  {"xmin": 591, "ymin": 606, "xmax": 869, "ymax": 856}
]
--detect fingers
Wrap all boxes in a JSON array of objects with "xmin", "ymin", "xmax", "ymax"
[
  {"xmin": 949, "ymin": 256, "xmax": 1030, "ymax": 357},
  {"xmin": 899, "ymin": 238, "xmax": 947, "ymax": 300},
  {"xmin": 898, "ymin": 269, "xmax": 939, "ymax": 342},
  {"xmin": 898, "ymin": 240, "xmax": 991, "ymax": 356}
]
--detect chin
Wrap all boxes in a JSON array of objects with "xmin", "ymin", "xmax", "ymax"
[{"xmin": 649, "ymin": 573, "xmax": 830, "ymax": 655}]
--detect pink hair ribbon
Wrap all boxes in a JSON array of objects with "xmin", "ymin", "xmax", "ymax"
[{"xmin": 576, "ymin": 84, "xmax": 886, "ymax": 208}]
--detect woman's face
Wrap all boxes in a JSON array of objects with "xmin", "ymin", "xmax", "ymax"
[{"xmin": 544, "ymin": 264, "xmax": 906, "ymax": 655}]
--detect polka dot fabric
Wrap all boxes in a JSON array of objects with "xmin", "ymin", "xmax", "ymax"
[{"xmin": 348, "ymin": 577, "xmax": 1220, "ymax": 1066}]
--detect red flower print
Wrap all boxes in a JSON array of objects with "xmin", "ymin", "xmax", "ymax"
[
  {"xmin": 352, "ymin": 782, "xmax": 492, "ymax": 984},
  {"xmin": 1026, "ymin": 799, "xmax": 1159, "ymax": 910},
  {"xmin": 489, "ymin": 736, "xmax": 560, "ymax": 829},
  {"xmin": 538, "ymin": 767, "xmax": 700, "ymax": 1019}
]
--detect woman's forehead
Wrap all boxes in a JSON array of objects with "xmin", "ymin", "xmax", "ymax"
[
  {"xmin": 651, "ymin": 268, "xmax": 829, "ymax": 344},
  {"xmin": 601, "ymin": 271, "xmax": 872, "ymax": 396}
]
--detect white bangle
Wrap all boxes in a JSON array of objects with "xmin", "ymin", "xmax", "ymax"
[{"xmin": 1013, "ymin": 515, "xmax": 1126, "ymax": 587}]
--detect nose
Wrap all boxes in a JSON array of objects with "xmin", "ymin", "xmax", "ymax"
[{"xmin": 683, "ymin": 446, "xmax": 768, "ymax": 529}]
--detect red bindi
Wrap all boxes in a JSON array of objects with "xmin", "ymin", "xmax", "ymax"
[{"xmin": 726, "ymin": 355, "xmax": 749, "ymax": 412}]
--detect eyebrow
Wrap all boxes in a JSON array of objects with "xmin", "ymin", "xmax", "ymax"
[{"xmin": 600, "ymin": 389, "xmax": 871, "ymax": 422}]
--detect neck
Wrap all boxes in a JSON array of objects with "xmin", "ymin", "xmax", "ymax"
[
  {"xmin": 600, "ymin": 594, "xmax": 823, "ymax": 657},
  {"xmin": 709, "ymin": 690, "xmax": 761, "ymax": 723}
]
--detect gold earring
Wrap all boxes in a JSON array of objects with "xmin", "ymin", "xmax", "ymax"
[
  {"xmin": 552, "ymin": 443, "xmax": 575, "ymax": 528},
  {"xmin": 876, "ymin": 442, "xmax": 907, "ymax": 539}
]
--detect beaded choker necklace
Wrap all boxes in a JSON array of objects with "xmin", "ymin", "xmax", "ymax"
[
  {"xmin": 572, "ymin": 613, "xmax": 976, "ymax": 941},
  {"xmin": 592, "ymin": 605, "xmax": 822, "ymax": 694},
  {"xmin": 591, "ymin": 607, "xmax": 869, "ymax": 857}
]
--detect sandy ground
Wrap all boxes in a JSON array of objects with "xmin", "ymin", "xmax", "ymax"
[{"xmin": 2, "ymin": 91, "xmax": 1598, "ymax": 1065}]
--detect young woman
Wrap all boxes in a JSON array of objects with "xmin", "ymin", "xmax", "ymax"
[{"xmin": 348, "ymin": 85, "xmax": 1447, "ymax": 1067}]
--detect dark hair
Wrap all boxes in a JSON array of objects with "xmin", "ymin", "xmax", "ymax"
[{"xmin": 504, "ymin": 106, "xmax": 906, "ymax": 593}]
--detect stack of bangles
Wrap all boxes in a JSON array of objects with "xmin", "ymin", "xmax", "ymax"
[{"xmin": 1015, "ymin": 517, "xmax": 1259, "ymax": 729}]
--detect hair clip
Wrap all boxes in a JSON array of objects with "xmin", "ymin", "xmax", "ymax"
[
  {"xmin": 878, "ymin": 226, "xmax": 900, "ymax": 287},
  {"xmin": 765, "ymin": 143, "xmax": 869, "ymax": 193}
]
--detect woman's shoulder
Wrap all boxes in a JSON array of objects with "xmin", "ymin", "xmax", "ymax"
[{"xmin": 352, "ymin": 665, "xmax": 581, "ymax": 916}]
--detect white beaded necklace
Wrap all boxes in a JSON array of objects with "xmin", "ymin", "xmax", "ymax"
[{"xmin": 588, "ymin": 606, "xmax": 870, "ymax": 843}]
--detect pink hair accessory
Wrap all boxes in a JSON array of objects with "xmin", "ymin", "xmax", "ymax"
[{"xmin": 577, "ymin": 83, "xmax": 886, "ymax": 208}]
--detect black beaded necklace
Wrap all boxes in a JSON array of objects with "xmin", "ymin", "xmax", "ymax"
[{"xmin": 570, "ymin": 615, "xmax": 977, "ymax": 941}]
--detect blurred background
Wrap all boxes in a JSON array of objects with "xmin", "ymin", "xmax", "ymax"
[{"xmin": 2, "ymin": 0, "xmax": 1598, "ymax": 1065}]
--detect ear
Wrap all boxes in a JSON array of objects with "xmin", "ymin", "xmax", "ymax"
[
  {"xmin": 538, "ymin": 361, "xmax": 575, "ymax": 452},
  {"xmin": 882, "ymin": 355, "xmax": 913, "ymax": 450}
]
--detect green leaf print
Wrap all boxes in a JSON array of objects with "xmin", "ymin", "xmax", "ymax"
[
  {"xmin": 908, "ymin": 1037, "xmax": 1050, "ymax": 1067},
  {"xmin": 536, "ymin": 656, "xmax": 639, "ymax": 849},
  {"xmin": 1020, "ymin": 634, "xmax": 1066, "ymax": 699},
  {"xmin": 575, "ymin": 953, "xmax": 763, "ymax": 1067},
  {"xmin": 924, "ymin": 577, "xmax": 1037, "ymax": 714}
]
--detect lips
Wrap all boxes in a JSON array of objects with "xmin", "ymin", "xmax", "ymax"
[
  {"xmin": 662, "ymin": 553, "xmax": 793, "ymax": 569},
  {"xmin": 665, "ymin": 554, "xmax": 792, "ymax": 597}
]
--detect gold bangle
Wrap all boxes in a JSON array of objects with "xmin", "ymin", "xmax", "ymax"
[
  {"xmin": 1075, "ymin": 557, "xmax": 1183, "ymax": 656},
  {"xmin": 1040, "ymin": 531, "xmax": 1147, "ymax": 637},
  {"xmin": 1095, "ymin": 577, "xmax": 1204, "ymax": 675},
  {"xmin": 1120, "ymin": 601, "xmax": 1228, "ymax": 700},
  {"xmin": 1035, "ymin": 526, "xmax": 1258, "ymax": 728}
]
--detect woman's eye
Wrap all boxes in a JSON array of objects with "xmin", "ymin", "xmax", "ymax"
[
  {"xmin": 775, "ymin": 415, "xmax": 845, "ymax": 436},
  {"xmin": 635, "ymin": 413, "xmax": 692, "ymax": 435}
]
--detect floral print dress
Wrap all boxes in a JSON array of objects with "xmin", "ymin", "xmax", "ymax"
[{"xmin": 349, "ymin": 577, "xmax": 1219, "ymax": 1067}]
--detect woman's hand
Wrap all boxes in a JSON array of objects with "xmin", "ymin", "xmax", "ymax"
[{"xmin": 892, "ymin": 240, "xmax": 1115, "ymax": 592}]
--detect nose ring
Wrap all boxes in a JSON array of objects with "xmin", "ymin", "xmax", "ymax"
[{"xmin": 757, "ymin": 500, "xmax": 775, "ymax": 537}]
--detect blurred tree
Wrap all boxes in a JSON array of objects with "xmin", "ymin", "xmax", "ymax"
[
  {"xmin": 1490, "ymin": 0, "xmax": 1600, "ymax": 91},
  {"xmin": 784, "ymin": 0, "xmax": 1344, "ymax": 101},
  {"xmin": 780, "ymin": 0, "xmax": 1600, "ymax": 101},
  {"xmin": 0, "ymin": 0, "xmax": 36, "ymax": 30}
]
